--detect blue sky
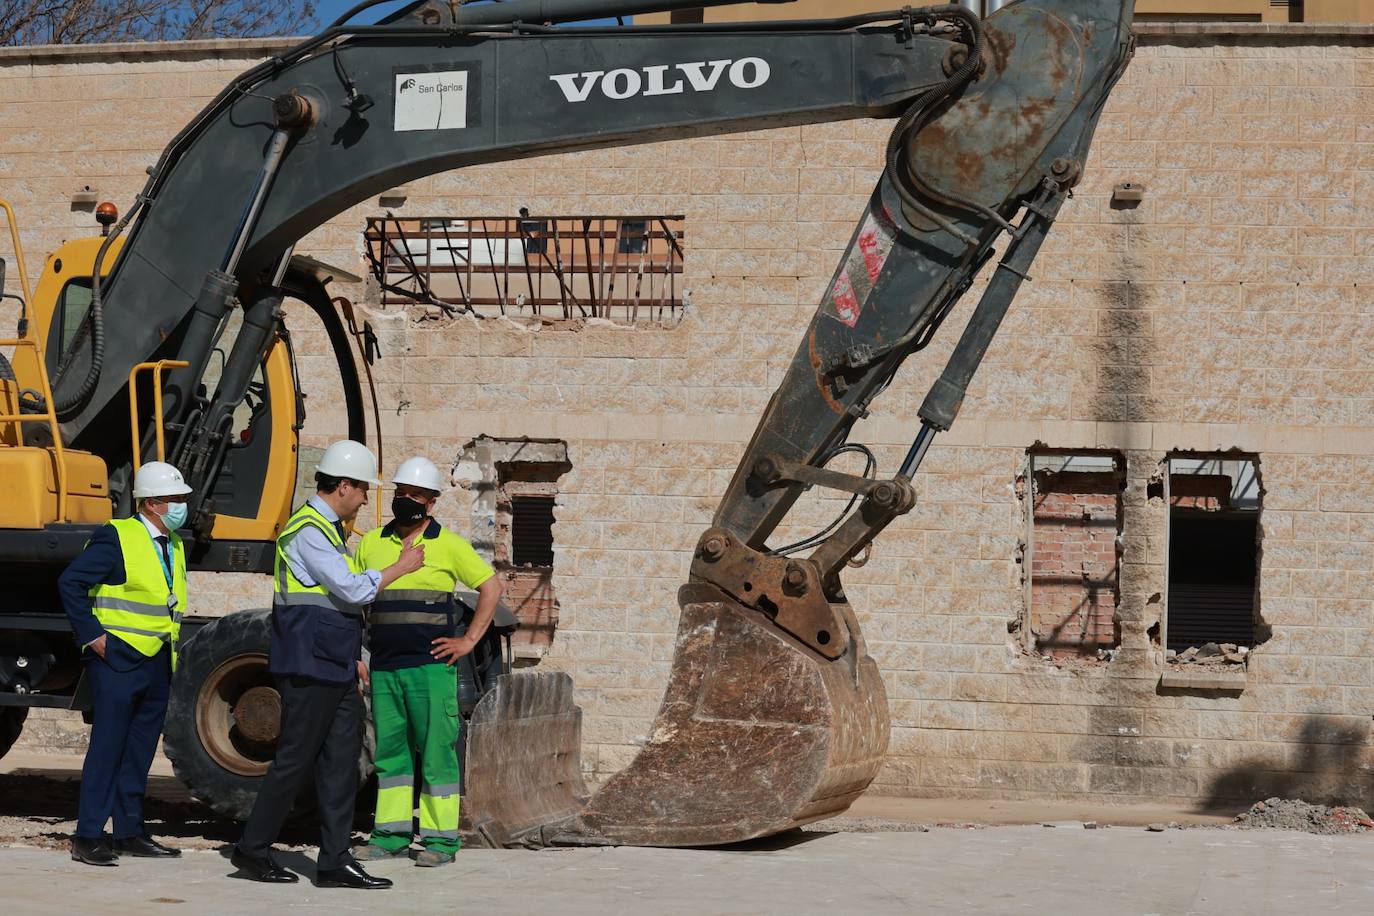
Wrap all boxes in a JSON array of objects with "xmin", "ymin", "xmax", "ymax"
[{"xmin": 310, "ymin": 1, "xmax": 625, "ymax": 29}]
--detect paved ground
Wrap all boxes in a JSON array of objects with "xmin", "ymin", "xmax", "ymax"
[
  {"xmin": 3, "ymin": 752, "xmax": 1369, "ymax": 914},
  {"xmin": 3, "ymin": 826, "xmax": 1374, "ymax": 915}
]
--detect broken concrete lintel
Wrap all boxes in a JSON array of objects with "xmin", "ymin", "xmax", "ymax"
[
  {"xmin": 468, "ymin": 434, "xmax": 570, "ymax": 467},
  {"xmin": 1159, "ymin": 668, "xmax": 1247, "ymax": 692}
]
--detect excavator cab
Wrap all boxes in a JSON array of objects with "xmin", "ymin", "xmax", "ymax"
[{"xmin": 0, "ymin": 204, "xmax": 111, "ymax": 531}]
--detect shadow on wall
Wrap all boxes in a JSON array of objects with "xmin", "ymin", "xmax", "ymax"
[{"xmin": 1201, "ymin": 717, "xmax": 1374, "ymax": 810}]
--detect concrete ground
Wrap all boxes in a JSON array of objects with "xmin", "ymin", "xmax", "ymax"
[
  {"xmin": 3, "ymin": 827, "xmax": 1374, "ymax": 915},
  {"xmin": 3, "ymin": 752, "xmax": 1371, "ymax": 914}
]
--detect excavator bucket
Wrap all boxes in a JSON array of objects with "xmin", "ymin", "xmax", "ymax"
[{"xmin": 465, "ymin": 583, "xmax": 888, "ymax": 847}]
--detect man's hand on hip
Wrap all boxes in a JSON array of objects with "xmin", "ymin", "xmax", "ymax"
[
  {"xmin": 88, "ymin": 634, "xmax": 108, "ymax": 659},
  {"xmin": 431, "ymin": 635, "xmax": 476, "ymax": 665}
]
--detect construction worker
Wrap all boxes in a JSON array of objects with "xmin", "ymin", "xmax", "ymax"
[
  {"xmin": 58, "ymin": 461, "xmax": 193, "ymax": 866},
  {"xmin": 232, "ymin": 440, "xmax": 424, "ymax": 889},
  {"xmin": 353, "ymin": 456, "xmax": 504, "ymax": 867}
]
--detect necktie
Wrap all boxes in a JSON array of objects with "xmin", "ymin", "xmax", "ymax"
[{"xmin": 334, "ymin": 520, "xmax": 347, "ymax": 542}]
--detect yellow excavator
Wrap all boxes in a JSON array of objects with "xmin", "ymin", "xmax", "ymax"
[{"xmin": 0, "ymin": 0, "xmax": 1133, "ymax": 846}]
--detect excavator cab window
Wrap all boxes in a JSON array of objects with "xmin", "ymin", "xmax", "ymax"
[
  {"xmin": 47, "ymin": 277, "xmax": 93, "ymax": 377},
  {"xmin": 199, "ymin": 309, "xmax": 274, "ymax": 519}
]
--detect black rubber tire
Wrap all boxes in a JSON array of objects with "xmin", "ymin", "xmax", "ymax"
[
  {"xmin": 0, "ymin": 706, "xmax": 28, "ymax": 759},
  {"xmin": 165, "ymin": 610, "xmax": 376, "ymax": 821}
]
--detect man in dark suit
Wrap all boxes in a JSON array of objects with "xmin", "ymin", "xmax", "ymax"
[
  {"xmin": 230, "ymin": 440, "xmax": 424, "ymax": 889},
  {"xmin": 59, "ymin": 461, "xmax": 193, "ymax": 866}
]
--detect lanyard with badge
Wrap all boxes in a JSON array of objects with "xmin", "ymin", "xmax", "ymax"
[{"xmin": 148, "ymin": 528, "xmax": 178, "ymax": 614}]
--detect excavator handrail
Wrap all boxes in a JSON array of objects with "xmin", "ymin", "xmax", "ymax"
[
  {"xmin": 0, "ymin": 199, "xmax": 33, "ymax": 305},
  {"xmin": 1, "ymin": 198, "xmax": 68, "ymax": 520},
  {"xmin": 0, "ymin": 335, "xmax": 70, "ymax": 522},
  {"xmin": 128, "ymin": 360, "xmax": 191, "ymax": 472}
]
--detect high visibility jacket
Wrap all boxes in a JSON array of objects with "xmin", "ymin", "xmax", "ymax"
[
  {"xmin": 89, "ymin": 517, "xmax": 186, "ymax": 671},
  {"xmin": 356, "ymin": 518, "xmax": 494, "ymax": 671},
  {"xmin": 268, "ymin": 502, "xmax": 364, "ymax": 683}
]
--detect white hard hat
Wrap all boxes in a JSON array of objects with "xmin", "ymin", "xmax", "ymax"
[
  {"xmin": 316, "ymin": 440, "xmax": 381, "ymax": 485},
  {"xmin": 392, "ymin": 456, "xmax": 446, "ymax": 493},
  {"xmin": 132, "ymin": 461, "xmax": 194, "ymax": 499}
]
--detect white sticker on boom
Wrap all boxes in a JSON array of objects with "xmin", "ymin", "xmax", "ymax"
[{"xmin": 394, "ymin": 71, "xmax": 468, "ymax": 132}]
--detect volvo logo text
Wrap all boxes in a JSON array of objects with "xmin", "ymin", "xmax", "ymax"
[{"xmin": 548, "ymin": 58, "xmax": 771, "ymax": 103}]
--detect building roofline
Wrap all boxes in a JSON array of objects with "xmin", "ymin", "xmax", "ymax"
[{"xmin": 1, "ymin": 22, "xmax": 1372, "ymax": 65}]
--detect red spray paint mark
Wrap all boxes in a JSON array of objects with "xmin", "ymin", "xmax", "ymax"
[{"xmin": 832, "ymin": 269, "xmax": 860, "ymax": 327}]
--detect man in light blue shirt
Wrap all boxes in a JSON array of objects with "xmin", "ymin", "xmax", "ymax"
[
  {"xmin": 234, "ymin": 441, "xmax": 423, "ymax": 889},
  {"xmin": 284, "ymin": 493, "xmax": 385, "ymax": 606}
]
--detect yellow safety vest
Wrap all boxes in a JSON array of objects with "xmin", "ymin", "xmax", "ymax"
[
  {"xmin": 89, "ymin": 517, "xmax": 187, "ymax": 671},
  {"xmin": 273, "ymin": 503, "xmax": 361, "ymax": 612}
]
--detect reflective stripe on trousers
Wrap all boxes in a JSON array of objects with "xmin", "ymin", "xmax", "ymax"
[{"xmin": 368, "ymin": 664, "xmax": 462, "ymax": 853}]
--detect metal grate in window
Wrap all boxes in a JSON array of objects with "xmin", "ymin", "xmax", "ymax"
[
  {"xmin": 510, "ymin": 495, "xmax": 556, "ymax": 567},
  {"xmin": 364, "ymin": 214, "xmax": 685, "ymax": 323}
]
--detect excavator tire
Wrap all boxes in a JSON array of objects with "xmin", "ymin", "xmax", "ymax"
[
  {"xmin": 165, "ymin": 609, "xmax": 374, "ymax": 820},
  {"xmin": 0, "ymin": 706, "xmax": 27, "ymax": 760}
]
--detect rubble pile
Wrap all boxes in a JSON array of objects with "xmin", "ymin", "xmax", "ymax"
[
  {"xmin": 1234, "ymin": 798, "xmax": 1374, "ymax": 835},
  {"xmin": 1167, "ymin": 642, "xmax": 1247, "ymax": 665}
]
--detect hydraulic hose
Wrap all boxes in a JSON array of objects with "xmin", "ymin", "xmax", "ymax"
[
  {"xmin": 884, "ymin": 6, "xmax": 991, "ymax": 233},
  {"xmin": 28, "ymin": 196, "xmax": 144, "ymax": 420}
]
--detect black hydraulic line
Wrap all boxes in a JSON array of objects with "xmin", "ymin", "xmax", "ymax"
[
  {"xmin": 772, "ymin": 443, "xmax": 877, "ymax": 557},
  {"xmin": 883, "ymin": 6, "xmax": 999, "ymax": 246},
  {"xmin": 37, "ymin": 196, "xmax": 143, "ymax": 420}
]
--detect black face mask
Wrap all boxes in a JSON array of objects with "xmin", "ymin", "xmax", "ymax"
[{"xmin": 391, "ymin": 496, "xmax": 428, "ymax": 525}]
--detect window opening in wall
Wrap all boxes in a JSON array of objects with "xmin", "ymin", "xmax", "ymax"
[
  {"xmin": 1164, "ymin": 455, "xmax": 1264, "ymax": 664},
  {"xmin": 456, "ymin": 436, "xmax": 571, "ymax": 664},
  {"xmin": 1023, "ymin": 451, "xmax": 1124, "ymax": 661},
  {"xmin": 511, "ymin": 495, "xmax": 556, "ymax": 567},
  {"xmin": 364, "ymin": 214, "xmax": 685, "ymax": 324}
]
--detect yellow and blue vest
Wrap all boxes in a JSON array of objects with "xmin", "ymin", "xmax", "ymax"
[
  {"xmin": 89, "ymin": 517, "xmax": 186, "ymax": 671},
  {"xmin": 268, "ymin": 502, "xmax": 364, "ymax": 683},
  {"xmin": 356, "ymin": 518, "xmax": 494, "ymax": 671}
]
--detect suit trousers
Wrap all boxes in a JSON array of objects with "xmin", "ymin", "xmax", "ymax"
[
  {"xmin": 238, "ymin": 675, "xmax": 362, "ymax": 870},
  {"xmin": 76, "ymin": 639, "xmax": 171, "ymax": 840}
]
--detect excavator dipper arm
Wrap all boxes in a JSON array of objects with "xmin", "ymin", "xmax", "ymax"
[{"xmin": 51, "ymin": 0, "xmax": 1132, "ymax": 847}]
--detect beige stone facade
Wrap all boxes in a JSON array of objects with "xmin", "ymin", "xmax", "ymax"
[{"xmin": 4, "ymin": 23, "xmax": 1374, "ymax": 808}]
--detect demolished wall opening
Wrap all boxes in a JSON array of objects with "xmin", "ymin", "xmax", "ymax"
[
  {"xmin": 1164, "ymin": 454, "xmax": 1266, "ymax": 660},
  {"xmin": 1022, "ymin": 450, "xmax": 1125, "ymax": 661},
  {"xmin": 455, "ymin": 436, "xmax": 571, "ymax": 664}
]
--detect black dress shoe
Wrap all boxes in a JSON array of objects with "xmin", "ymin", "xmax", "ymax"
[
  {"xmin": 71, "ymin": 837, "xmax": 118, "ymax": 867},
  {"xmin": 315, "ymin": 860, "xmax": 393, "ymax": 889},
  {"xmin": 114, "ymin": 835, "xmax": 182, "ymax": 858},
  {"xmin": 230, "ymin": 845, "xmax": 299, "ymax": 883}
]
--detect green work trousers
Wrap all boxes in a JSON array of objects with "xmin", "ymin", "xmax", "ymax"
[{"xmin": 369, "ymin": 663, "xmax": 461, "ymax": 854}]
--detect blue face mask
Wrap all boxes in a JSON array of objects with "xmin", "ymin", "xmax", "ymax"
[{"xmin": 161, "ymin": 502, "xmax": 189, "ymax": 531}]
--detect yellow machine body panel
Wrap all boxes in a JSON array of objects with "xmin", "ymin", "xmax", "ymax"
[{"xmin": 0, "ymin": 446, "xmax": 110, "ymax": 528}]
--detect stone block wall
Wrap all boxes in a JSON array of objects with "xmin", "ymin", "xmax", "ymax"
[{"xmin": 4, "ymin": 24, "xmax": 1374, "ymax": 809}]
